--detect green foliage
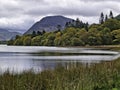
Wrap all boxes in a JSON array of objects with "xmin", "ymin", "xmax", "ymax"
[
  {"xmin": 31, "ymin": 36, "xmax": 42, "ymax": 46},
  {"xmin": 7, "ymin": 39, "xmax": 14, "ymax": 45},
  {"xmin": 65, "ymin": 18, "xmax": 89, "ymax": 29},
  {"xmin": 23, "ymin": 36, "xmax": 31, "ymax": 46},
  {"xmin": 61, "ymin": 33, "xmax": 71, "ymax": 46},
  {"xmin": 112, "ymin": 88, "xmax": 118, "ymax": 90},
  {"xmin": 100, "ymin": 27, "xmax": 112, "ymax": 45},
  {"xmin": 7, "ymin": 17, "xmax": 120, "ymax": 46},
  {"xmin": 112, "ymin": 29, "xmax": 120, "ymax": 44},
  {"xmin": 115, "ymin": 14, "xmax": 120, "ymax": 20},
  {"xmin": 54, "ymin": 37, "xmax": 62, "ymax": 46},
  {"xmin": 87, "ymin": 28, "xmax": 102, "ymax": 45},
  {"xmin": 14, "ymin": 38, "xmax": 23, "ymax": 45},
  {"xmin": 71, "ymin": 37, "xmax": 84, "ymax": 46},
  {"xmin": 103, "ymin": 19, "xmax": 120, "ymax": 31}
]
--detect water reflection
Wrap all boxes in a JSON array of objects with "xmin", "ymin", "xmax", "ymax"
[{"xmin": 0, "ymin": 45, "xmax": 119, "ymax": 73}]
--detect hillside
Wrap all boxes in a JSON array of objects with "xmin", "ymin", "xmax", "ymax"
[
  {"xmin": 25, "ymin": 15, "xmax": 73, "ymax": 34},
  {"xmin": 0, "ymin": 28, "xmax": 21, "ymax": 41},
  {"xmin": 115, "ymin": 14, "xmax": 120, "ymax": 20}
]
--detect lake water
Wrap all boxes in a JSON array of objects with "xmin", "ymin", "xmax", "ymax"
[{"xmin": 0, "ymin": 45, "xmax": 119, "ymax": 73}]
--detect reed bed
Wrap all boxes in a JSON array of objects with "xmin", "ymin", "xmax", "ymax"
[{"xmin": 0, "ymin": 58, "xmax": 120, "ymax": 90}]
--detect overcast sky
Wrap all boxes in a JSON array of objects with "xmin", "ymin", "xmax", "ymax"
[{"xmin": 0, "ymin": 0, "xmax": 120, "ymax": 32}]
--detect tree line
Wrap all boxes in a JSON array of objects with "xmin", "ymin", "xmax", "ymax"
[
  {"xmin": 99, "ymin": 11, "xmax": 114, "ymax": 24},
  {"xmin": 7, "ymin": 11, "xmax": 120, "ymax": 46}
]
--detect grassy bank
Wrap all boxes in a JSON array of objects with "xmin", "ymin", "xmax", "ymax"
[
  {"xmin": 80, "ymin": 45, "xmax": 120, "ymax": 51},
  {"xmin": 0, "ymin": 58, "xmax": 120, "ymax": 90}
]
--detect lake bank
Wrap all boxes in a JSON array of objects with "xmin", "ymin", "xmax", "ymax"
[
  {"xmin": 0, "ymin": 58, "xmax": 120, "ymax": 90},
  {"xmin": 63, "ymin": 45, "xmax": 120, "ymax": 50}
]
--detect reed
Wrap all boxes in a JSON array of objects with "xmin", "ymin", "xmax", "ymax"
[{"xmin": 0, "ymin": 58, "xmax": 120, "ymax": 90}]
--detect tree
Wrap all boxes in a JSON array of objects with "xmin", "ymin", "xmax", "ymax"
[
  {"xmin": 105, "ymin": 15, "xmax": 108, "ymax": 21},
  {"xmin": 99, "ymin": 12, "xmax": 104, "ymax": 24},
  {"xmin": 32, "ymin": 31, "xmax": 36, "ymax": 37},
  {"xmin": 15, "ymin": 35, "xmax": 21, "ymax": 39},
  {"xmin": 55, "ymin": 32, "xmax": 61, "ymax": 38},
  {"xmin": 65, "ymin": 22, "xmax": 69, "ymax": 28},
  {"xmin": 103, "ymin": 19, "xmax": 120, "ymax": 31},
  {"xmin": 23, "ymin": 36, "xmax": 31, "ymax": 46},
  {"xmin": 75, "ymin": 28, "xmax": 88, "ymax": 44},
  {"xmin": 65, "ymin": 27, "xmax": 76, "ymax": 37},
  {"xmin": 14, "ymin": 38, "xmax": 23, "ymax": 45},
  {"xmin": 54, "ymin": 37, "xmax": 62, "ymax": 46},
  {"xmin": 111, "ymin": 29, "xmax": 120, "ymax": 44},
  {"xmin": 100, "ymin": 27, "xmax": 112, "ymax": 45},
  {"xmin": 71, "ymin": 20, "xmax": 76, "ymax": 27},
  {"xmin": 61, "ymin": 33, "xmax": 71, "ymax": 46},
  {"xmin": 37, "ymin": 31, "xmax": 42, "ymax": 35},
  {"xmin": 48, "ymin": 33, "xmax": 55, "ymax": 39},
  {"xmin": 75, "ymin": 18, "xmax": 80, "ymax": 28},
  {"xmin": 84, "ymin": 22, "xmax": 89, "ymax": 31},
  {"xmin": 42, "ymin": 30, "xmax": 46, "ymax": 34},
  {"xmin": 65, "ymin": 21, "xmax": 72, "ymax": 28},
  {"xmin": 71, "ymin": 37, "xmax": 84, "ymax": 46},
  {"xmin": 88, "ymin": 28, "xmax": 102, "ymax": 45},
  {"xmin": 109, "ymin": 11, "xmax": 114, "ymax": 19},
  {"xmin": 7, "ymin": 39, "xmax": 14, "ymax": 45},
  {"xmin": 31, "ymin": 36, "xmax": 42, "ymax": 46},
  {"xmin": 57, "ymin": 25, "xmax": 61, "ymax": 31}
]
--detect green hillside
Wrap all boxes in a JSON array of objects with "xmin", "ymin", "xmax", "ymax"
[{"xmin": 115, "ymin": 14, "xmax": 120, "ymax": 20}]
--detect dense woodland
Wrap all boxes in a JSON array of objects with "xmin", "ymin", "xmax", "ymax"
[{"xmin": 8, "ymin": 11, "xmax": 120, "ymax": 46}]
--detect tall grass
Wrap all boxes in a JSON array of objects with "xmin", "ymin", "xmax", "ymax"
[{"xmin": 0, "ymin": 59, "xmax": 120, "ymax": 90}]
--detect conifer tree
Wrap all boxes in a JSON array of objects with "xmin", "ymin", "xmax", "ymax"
[
  {"xmin": 109, "ymin": 11, "xmax": 114, "ymax": 19},
  {"xmin": 57, "ymin": 25, "xmax": 61, "ymax": 31},
  {"xmin": 99, "ymin": 12, "xmax": 104, "ymax": 24},
  {"xmin": 75, "ymin": 18, "xmax": 80, "ymax": 28},
  {"xmin": 32, "ymin": 31, "xmax": 36, "ymax": 37},
  {"xmin": 42, "ymin": 30, "xmax": 46, "ymax": 34},
  {"xmin": 105, "ymin": 15, "xmax": 108, "ymax": 21}
]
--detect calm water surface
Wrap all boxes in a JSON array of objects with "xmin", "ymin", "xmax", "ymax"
[{"xmin": 0, "ymin": 45, "xmax": 119, "ymax": 73}]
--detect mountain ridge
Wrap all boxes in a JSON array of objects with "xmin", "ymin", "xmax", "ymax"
[
  {"xmin": 0, "ymin": 28, "xmax": 21, "ymax": 41},
  {"xmin": 25, "ymin": 15, "xmax": 73, "ymax": 34}
]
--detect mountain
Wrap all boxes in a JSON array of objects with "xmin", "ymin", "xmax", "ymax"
[
  {"xmin": 25, "ymin": 15, "xmax": 73, "ymax": 34},
  {"xmin": 7, "ymin": 29, "xmax": 26, "ymax": 34},
  {"xmin": 0, "ymin": 28, "xmax": 21, "ymax": 41}
]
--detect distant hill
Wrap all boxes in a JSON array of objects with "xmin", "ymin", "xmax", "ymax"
[
  {"xmin": 0, "ymin": 28, "xmax": 21, "ymax": 41},
  {"xmin": 7, "ymin": 28, "xmax": 26, "ymax": 34},
  {"xmin": 25, "ymin": 15, "xmax": 73, "ymax": 34}
]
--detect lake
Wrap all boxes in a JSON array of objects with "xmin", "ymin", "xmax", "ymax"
[{"xmin": 0, "ymin": 45, "xmax": 119, "ymax": 73}]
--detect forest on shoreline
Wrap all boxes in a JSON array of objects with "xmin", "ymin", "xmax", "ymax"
[{"xmin": 7, "ymin": 11, "xmax": 120, "ymax": 46}]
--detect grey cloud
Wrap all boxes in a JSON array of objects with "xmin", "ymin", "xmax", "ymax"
[
  {"xmin": 17, "ymin": 0, "xmax": 48, "ymax": 5},
  {"xmin": 82, "ymin": 0, "xmax": 120, "ymax": 2},
  {"xmin": 24, "ymin": 1, "xmax": 118, "ymax": 17},
  {"xmin": 26, "ymin": 7, "xmax": 99, "ymax": 17},
  {"xmin": 0, "ymin": 0, "xmax": 120, "ymax": 32},
  {"xmin": 0, "ymin": 2, "xmax": 23, "ymax": 18}
]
